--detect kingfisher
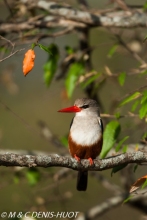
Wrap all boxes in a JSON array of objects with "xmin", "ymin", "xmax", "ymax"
[{"xmin": 58, "ymin": 98, "xmax": 103, "ymax": 191}]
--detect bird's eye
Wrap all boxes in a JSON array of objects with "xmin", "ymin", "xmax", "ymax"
[{"xmin": 81, "ymin": 104, "xmax": 89, "ymax": 109}]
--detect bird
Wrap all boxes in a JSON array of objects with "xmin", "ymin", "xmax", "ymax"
[{"xmin": 58, "ymin": 98, "xmax": 103, "ymax": 191}]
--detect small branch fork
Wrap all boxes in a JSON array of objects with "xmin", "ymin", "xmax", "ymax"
[
  {"xmin": 0, "ymin": 151, "xmax": 147, "ymax": 170},
  {"xmin": 0, "ymin": 35, "xmax": 24, "ymax": 62},
  {"xmin": 0, "ymin": 48, "xmax": 25, "ymax": 62}
]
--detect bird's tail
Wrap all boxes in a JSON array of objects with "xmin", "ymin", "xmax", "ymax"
[{"xmin": 77, "ymin": 171, "xmax": 88, "ymax": 191}]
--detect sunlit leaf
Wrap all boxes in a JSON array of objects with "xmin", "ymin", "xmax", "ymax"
[
  {"xmin": 115, "ymin": 112, "xmax": 121, "ymax": 119},
  {"xmin": 143, "ymin": 2, "xmax": 147, "ymax": 10},
  {"xmin": 142, "ymin": 132, "xmax": 147, "ymax": 140},
  {"xmin": 82, "ymin": 73, "xmax": 100, "ymax": 88},
  {"xmin": 139, "ymin": 101, "xmax": 147, "ymax": 119},
  {"xmin": 141, "ymin": 90, "xmax": 147, "ymax": 103},
  {"xmin": 65, "ymin": 62, "xmax": 84, "ymax": 98},
  {"xmin": 60, "ymin": 136, "xmax": 68, "ymax": 148},
  {"xmin": 131, "ymin": 100, "xmax": 139, "ymax": 112},
  {"xmin": 38, "ymin": 43, "xmax": 52, "ymax": 54},
  {"xmin": 119, "ymin": 92, "xmax": 141, "ymax": 107},
  {"xmin": 31, "ymin": 43, "xmax": 37, "ymax": 50},
  {"xmin": 122, "ymin": 145, "xmax": 128, "ymax": 153},
  {"xmin": 107, "ymin": 45, "xmax": 118, "ymax": 58},
  {"xmin": 139, "ymin": 90, "xmax": 147, "ymax": 119},
  {"xmin": 111, "ymin": 164, "xmax": 127, "ymax": 176},
  {"xmin": 141, "ymin": 70, "xmax": 147, "ymax": 75},
  {"xmin": 100, "ymin": 121, "xmax": 121, "ymax": 158},
  {"xmin": 118, "ymin": 72, "xmax": 126, "ymax": 86},
  {"xmin": 142, "ymin": 178, "xmax": 147, "ymax": 189},
  {"xmin": 123, "ymin": 195, "xmax": 133, "ymax": 204},
  {"xmin": 130, "ymin": 175, "xmax": 147, "ymax": 193},
  {"xmin": 115, "ymin": 136, "xmax": 129, "ymax": 152}
]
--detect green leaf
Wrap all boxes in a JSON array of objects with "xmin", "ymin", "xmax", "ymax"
[
  {"xmin": 82, "ymin": 73, "xmax": 101, "ymax": 88},
  {"xmin": 43, "ymin": 61, "xmax": 54, "ymax": 86},
  {"xmin": 118, "ymin": 72, "xmax": 126, "ymax": 86},
  {"xmin": 115, "ymin": 136, "xmax": 129, "ymax": 152},
  {"xmin": 143, "ymin": 2, "xmax": 147, "ymax": 10},
  {"xmin": 122, "ymin": 145, "xmax": 128, "ymax": 153},
  {"xmin": 141, "ymin": 70, "xmax": 147, "ymax": 75},
  {"xmin": 100, "ymin": 121, "xmax": 121, "ymax": 158},
  {"xmin": 26, "ymin": 168, "xmax": 40, "ymax": 186},
  {"xmin": 43, "ymin": 44, "xmax": 59, "ymax": 86},
  {"xmin": 142, "ymin": 132, "xmax": 147, "ymax": 140},
  {"xmin": 60, "ymin": 136, "xmax": 68, "ymax": 148},
  {"xmin": 139, "ymin": 101, "xmax": 147, "ymax": 119},
  {"xmin": 65, "ymin": 46, "xmax": 74, "ymax": 55},
  {"xmin": 139, "ymin": 90, "xmax": 147, "ymax": 119},
  {"xmin": 115, "ymin": 112, "xmax": 121, "ymax": 119},
  {"xmin": 107, "ymin": 45, "xmax": 118, "ymax": 58},
  {"xmin": 31, "ymin": 43, "xmax": 37, "ymax": 50},
  {"xmin": 111, "ymin": 164, "xmax": 127, "ymax": 176},
  {"xmin": 141, "ymin": 90, "xmax": 147, "ymax": 103},
  {"xmin": 65, "ymin": 62, "xmax": 84, "ymax": 98},
  {"xmin": 142, "ymin": 178, "xmax": 147, "ymax": 189},
  {"xmin": 38, "ymin": 43, "xmax": 52, "ymax": 54},
  {"xmin": 123, "ymin": 195, "xmax": 133, "ymax": 204},
  {"xmin": 131, "ymin": 100, "xmax": 139, "ymax": 112},
  {"xmin": 119, "ymin": 92, "xmax": 141, "ymax": 107}
]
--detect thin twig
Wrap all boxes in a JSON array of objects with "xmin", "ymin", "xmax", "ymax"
[
  {"xmin": 0, "ymin": 100, "xmax": 66, "ymax": 151},
  {"xmin": 115, "ymin": 34, "xmax": 146, "ymax": 65},
  {"xmin": 3, "ymin": 0, "xmax": 14, "ymax": 17},
  {"xmin": 118, "ymin": 84, "xmax": 147, "ymax": 102},
  {"xmin": 0, "ymin": 35, "xmax": 14, "ymax": 49},
  {"xmin": 112, "ymin": 0, "xmax": 130, "ymax": 11},
  {"xmin": 0, "ymin": 48, "xmax": 24, "ymax": 62},
  {"xmin": 101, "ymin": 113, "xmax": 139, "ymax": 118},
  {"xmin": 31, "ymin": 27, "xmax": 73, "ymax": 41},
  {"xmin": 76, "ymin": 194, "xmax": 128, "ymax": 220},
  {"xmin": 0, "ymin": 99, "xmax": 38, "ymax": 133}
]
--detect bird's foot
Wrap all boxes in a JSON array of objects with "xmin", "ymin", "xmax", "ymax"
[
  {"xmin": 88, "ymin": 157, "xmax": 94, "ymax": 165},
  {"xmin": 74, "ymin": 154, "xmax": 81, "ymax": 162}
]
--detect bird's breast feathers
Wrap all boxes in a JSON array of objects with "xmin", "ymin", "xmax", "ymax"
[{"xmin": 70, "ymin": 116, "xmax": 102, "ymax": 146}]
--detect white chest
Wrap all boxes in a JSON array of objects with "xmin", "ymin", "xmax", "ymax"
[{"xmin": 70, "ymin": 116, "xmax": 102, "ymax": 146}]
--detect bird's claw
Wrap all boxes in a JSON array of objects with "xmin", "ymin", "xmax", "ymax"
[
  {"xmin": 74, "ymin": 154, "xmax": 81, "ymax": 162},
  {"xmin": 88, "ymin": 158, "xmax": 94, "ymax": 165}
]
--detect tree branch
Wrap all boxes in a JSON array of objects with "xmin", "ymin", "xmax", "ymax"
[
  {"xmin": 1, "ymin": 1, "xmax": 147, "ymax": 35},
  {"xmin": 0, "ymin": 151, "xmax": 147, "ymax": 169},
  {"xmin": 77, "ymin": 190, "xmax": 147, "ymax": 219},
  {"xmin": 36, "ymin": 1, "xmax": 147, "ymax": 28},
  {"xmin": 77, "ymin": 194, "xmax": 127, "ymax": 220}
]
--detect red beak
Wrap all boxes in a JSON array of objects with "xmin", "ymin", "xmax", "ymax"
[{"xmin": 58, "ymin": 105, "xmax": 81, "ymax": 113}]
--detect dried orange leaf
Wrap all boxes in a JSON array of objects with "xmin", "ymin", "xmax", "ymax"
[
  {"xmin": 130, "ymin": 175, "xmax": 147, "ymax": 193},
  {"xmin": 23, "ymin": 49, "xmax": 35, "ymax": 76}
]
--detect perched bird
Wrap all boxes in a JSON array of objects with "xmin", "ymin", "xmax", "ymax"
[{"xmin": 58, "ymin": 98, "xmax": 103, "ymax": 191}]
